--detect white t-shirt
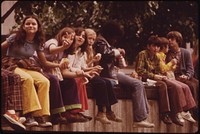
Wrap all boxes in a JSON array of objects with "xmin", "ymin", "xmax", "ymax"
[{"xmin": 67, "ymin": 48, "xmax": 87, "ymax": 72}]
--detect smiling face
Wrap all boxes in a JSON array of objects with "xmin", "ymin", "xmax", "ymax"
[
  {"xmin": 75, "ymin": 31, "xmax": 86, "ymax": 48},
  {"xmin": 23, "ymin": 18, "xmax": 38, "ymax": 34}
]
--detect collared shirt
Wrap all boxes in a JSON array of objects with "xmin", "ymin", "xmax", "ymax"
[
  {"xmin": 167, "ymin": 50, "xmax": 182, "ymax": 75},
  {"xmin": 135, "ymin": 50, "xmax": 161, "ymax": 80},
  {"xmin": 156, "ymin": 52, "xmax": 175, "ymax": 74}
]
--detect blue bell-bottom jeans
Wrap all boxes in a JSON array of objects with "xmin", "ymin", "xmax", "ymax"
[{"xmin": 117, "ymin": 72, "xmax": 149, "ymax": 122}]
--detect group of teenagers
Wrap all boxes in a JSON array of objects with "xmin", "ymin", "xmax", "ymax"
[{"xmin": 1, "ymin": 15, "xmax": 198, "ymax": 131}]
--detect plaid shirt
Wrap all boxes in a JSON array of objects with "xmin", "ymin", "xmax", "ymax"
[
  {"xmin": 135, "ymin": 50, "xmax": 161, "ymax": 80},
  {"xmin": 1, "ymin": 69, "xmax": 22, "ymax": 113}
]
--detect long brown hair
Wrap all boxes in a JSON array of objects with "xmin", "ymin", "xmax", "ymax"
[
  {"xmin": 13, "ymin": 15, "xmax": 45, "ymax": 48},
  {"xmin": 56, "ymin": 27, "xmax": 76, "ymax": 55},
  {"xmin": 74, "ymin": 27, "xmax": 87, "ymax": 53}
]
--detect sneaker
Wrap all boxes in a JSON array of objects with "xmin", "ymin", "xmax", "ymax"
[
  {"xmin": 133, "ymin": 120, "xmax": 155, "ymax": 128},
  {"xmin": 181, "ymin": 111, "xmax": 196, "ymax": 123},
  {"xmin": 3, "ymin": 112, "xmax": 26, "ymax": 131},
  {"xmin": 95, "ymin": 112, "xmax": 111, "ymax": 124},
  {"xmin": 19, "ymin": 117, "xmax": 26, "ymax": 124},
  {"xmin": 35, "ymin": 116, "xmax": 52, "ymax": 127},
  {"xmin": 106, "ymin": 111, "xmax": 122, "ymax": 122},
  {"xmin": 177, "ymin": 112, "xmax": 185, "ymax": 123},
  {"xmin": 24, "ymin": 116, "xmax": 39, "ymax": 126},
  {"xmin": 171, "ymin": 114, "xmax": 184, "ymax": 126}
]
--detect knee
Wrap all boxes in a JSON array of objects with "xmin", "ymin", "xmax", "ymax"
[
  {"xmin": 49, "ymin": 75, "xmax": 59, "ymax": 84},
  {"xmin": 40, "ymin": 77, "xmax": 50, "ymax": 87},
  {"xmin": 157, "ymin": 81, "xmax": 167, "ymax": 90},
  {"xmin": 92, "ymin": 78, "xmax": 106, "ymax": 85},
  {"xmin": 23, "ymin": 75, "xmax": 34, "ymax": 84},
  {"xmin": 70, "ymin": 78, "xmax": 77, "ymax": 86},
  {"xmin": 131, "ymin": 80, "xmax": 144, "ymax": 90},
  {"xmin": 183, "ymin": 84, "xmax": 190, "ymax": 90},
  {"xmin": 173, "ymin": 84, "xmax": 182, "ymax": 90}
]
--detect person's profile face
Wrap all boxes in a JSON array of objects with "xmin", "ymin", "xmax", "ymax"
[
  {"xmin": 163, "ymin": 45, "xmax": 169, "ymax": 53},
  {"xmin": 87, "ymin": 33, "xmax": 96, "ymax": 46},
  {"xmin": 168, "ymin": 38, "xmax": 178, "ymax": 50}
]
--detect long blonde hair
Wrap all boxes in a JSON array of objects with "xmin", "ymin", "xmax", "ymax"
[{"xmin": 85, "ymin": 28, "xmax": 97, "ymax": 65}]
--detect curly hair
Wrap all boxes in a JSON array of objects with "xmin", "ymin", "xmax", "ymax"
[{"xmin": 100, "ymin": 21, "xmax": 124, "ymax": 41}]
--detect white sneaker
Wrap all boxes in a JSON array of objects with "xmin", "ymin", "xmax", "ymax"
[
  {"xmin": 39, "ymin": 121, "xmax": 52, "ymax": 127},
  {"xmin": 24, "ymin": 116, "xmax": 39, "ymax": 126},
  {"xmin": 19, "ymin": 117, "xmax": 26, "ymax": 124},
  {"xmin": 35, "ymin": 116, "xmax": 52, "ymax": 127},
  {"xmin": 177, "ymin": 112, "xmax": 185, "ymax": 123},
  {"xmin": 133, "ymin": 120, "xmax": 155, "ymax": 128},
  {"xmin": 3, "ymin": 112, "xmax": 26, "ymax": 130},
  {"xmin": 181, "ymin": 111, "xmax": 196, "ymax": 123}
]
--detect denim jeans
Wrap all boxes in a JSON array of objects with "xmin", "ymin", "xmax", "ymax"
[{"xmin": 117, "ymin": 71, "xmax": 149, "ymax": 122}]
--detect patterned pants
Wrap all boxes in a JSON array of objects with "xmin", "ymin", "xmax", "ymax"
[{"xmin": 1, "ymin": 69, "xmax": 22, "ymax": 114}]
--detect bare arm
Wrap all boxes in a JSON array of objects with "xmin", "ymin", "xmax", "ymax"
[
  {"xmin": 49, "ymin": 40, "xmax": 71, "ymax": 54},
  {"xmin": 49, "ymin": 44, "xmax": 65, "ymax": 55},
  {"xmin": 61, "ymin": 68, "xmax": 82, "ymax": 78},
  {"xmin": 37, "ymin": 51, "xmax": 68, "ymax": 69},
  {"xmin": 1, "ymin": 40, "xmax": 9, "ymax": 56},
  {"xmin": 61, "ymin": 69, "xmax": 95, "ymax": 79},
  {"xmin": 87, "ymin": 53, "xmax": 102, "ymax": 67}
]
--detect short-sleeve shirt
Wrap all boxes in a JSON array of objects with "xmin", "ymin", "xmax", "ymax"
[
  {"xmin": 43, "ymin": 38, "xmax": 64, "ymax": 62},
  {"xmin": 6, "ymin": 33, "xmax": 43, "ymax": 59}
]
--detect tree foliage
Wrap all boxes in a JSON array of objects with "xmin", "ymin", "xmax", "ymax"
[{"xmin": 12, "ymin": 1, "xmax": 198, "ymax": 64}]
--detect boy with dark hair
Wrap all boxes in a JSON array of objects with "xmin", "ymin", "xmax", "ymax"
[{"xmin": 94, "ymin": 21, "xmax": 155, "ymax": 128}]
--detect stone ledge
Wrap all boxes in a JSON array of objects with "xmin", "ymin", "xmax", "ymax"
[{"xmin": 86, "ymin": 83, "xmax": 158, "ymax": 100}]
